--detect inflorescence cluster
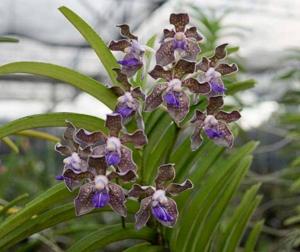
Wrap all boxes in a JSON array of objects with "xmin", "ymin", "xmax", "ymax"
[{"xmin": 55, "ymin": 13, "xmax": 241, "ymax": 229}]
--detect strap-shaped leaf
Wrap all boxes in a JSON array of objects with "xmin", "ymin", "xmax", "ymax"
[
  {"xmin": 59, "ymin": 6, "xmax": 121, "ymax": 87},
  {"xmin": 0, "ymin": 112, "xmax": 106, "ymax": 139},
  {"xmin": 67, "ymin": 224, "xmax": 156, "ymax": 252},
  {"xmin": 216, "ymin": 183, "xmax": 262, "ymax": 252},
  {"xmin": 15, "ymin": 129, "xmax": 60, "ymax": 142},
  {"xmin": 170, "ymin": 141, "xmax": 258, "ymax": 251},
  {"xmin": 189, "ymin": 157, "xmax": 252, "ymax": 252},
  {"xmin": 123, "ymin": 242, "xmax": 164, "ymax": 252},
  {"xmin": 244, "ymin": 220, "xmax": 264, "ymax": 252},
  {"xmin": 1, "ymin": 137, "xmax": 19, "ymax": 153},
  {"xmin": 0, "ymin": 62, "xmax": 117, "ymax": 109},
  {"xmin": 0, "ymin": 36, "xmax": 19, "ymax": 43}
]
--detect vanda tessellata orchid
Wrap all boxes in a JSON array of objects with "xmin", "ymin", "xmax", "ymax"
[
  {"xmin": 128, "ymin": 164, "xmax": 193, "ymax": 229},
  {"xmin": 53, "ymin": 12, "xmax": 242, "ymax": 233}
]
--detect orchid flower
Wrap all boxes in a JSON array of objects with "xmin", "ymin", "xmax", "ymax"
[
  {"xmin": 196, "ymin": 44, "xmax": 238, "ymax": 97},
  {"xmin": 110, "ymin": 68, "xmax": 145, "ymax": 128},
  {"xmin": 55, "ymin": 121, "xmax": 104, "ymax": 191},
  {"xmin": 156, "ymin": 13, "xmax": 203, "ymax": 66},
  {"xmin": 75, "ymin": 113, "xmax": 147, "ymax": 173},
  {"xmin": 109, "ymin": 24, "xmax": 145, "ymax": 77},
  {"xmin": 128, "ymin": 164, "xmax": 193, "ymax": 229},
  {"xmin": 145, "ymin": 59, "xmax": 210, "ymax": 123},
  {"xmin": 68, "ymin": 155, "xmax": 135, "ymax": 216},
  {"xmin": 190, "ymin": 96, "xmax": 241, "ymax": 150}
]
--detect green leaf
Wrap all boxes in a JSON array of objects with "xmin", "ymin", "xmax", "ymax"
[
  {"xmin": 0, "ymin": 193, "xmax": 29, "ymax": 216},
  {"xmin": 219, "ymin": 184, "xmax": 262, "ymax": 252},
  {"xmin": 67, "ymin": 224, "xmax": 156, "ymax": 252},
  {"xmin": 59, "ymin": 6, "xmax": 120, "ymax": 86},
  {"xmin": 171, "ymin": 141, "xmax": 258, "ymax": 252},
  {"xmin": 0, "ymin": 112, "xmax": 106, "ymax": 139},
  {"xmin": 0, "ymin": 62, "xmax": 117, "ymax": 109},
  {"xmin": 244, "ymin": 220, "xmax": 264, "ymax": 252},
  {"xmin": 15, "ymin": 129, "xmax": 60, "ymax": 142},
  {"xmin": 0, "ymin": 36, "xmax": 19, "ymax": 43},
  {"xmin": 226, "ymin": 79, "xmax": 256, "ymax": 95},
  {"xmin": 123, "ymin": 242, "xmax": 164, "ymax": 252},
  {"xmin": 1, "ymin": 137, "xmax": 19, "ymax": 153},
  {"xmin": 0, "ymin": 183, "xmax": 69, "ymax": 240}
]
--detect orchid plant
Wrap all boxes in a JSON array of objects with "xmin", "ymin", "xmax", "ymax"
[{"xmin": 0, "ymin": 6, "xmax": 263, "ymax": 252}]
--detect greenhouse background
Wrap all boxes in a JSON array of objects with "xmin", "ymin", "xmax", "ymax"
[{"xmin": 0, "ymin": 0, "xmax": 299, "ymax": 251}]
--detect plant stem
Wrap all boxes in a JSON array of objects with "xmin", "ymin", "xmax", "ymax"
[{"xmin": 121, "ymin": 216, "xmax": 126, "ymax": 229}]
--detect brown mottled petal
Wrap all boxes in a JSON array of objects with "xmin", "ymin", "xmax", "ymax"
[
  {"xmin": 183, "ymin": 39, "xmax": 200, "ymax": 62},
  {"xmin": 145, "ymin": 84, "xmax": 167, "ymax": 112},
  {"xmin": 158, "ymin": 198, "xmax": 178, "ymax": 227},
  {"xmin": 105, "ymin": 113, "xmax": 122, "ymax": 137},
  {"xmin": 77, "ymin": 146, "xmax": 92, "ymax": 160},
  {"xmin": 108, "ymin": 39, "xmax": 131, "ymax": 51},
  {"xmin": 156, "ymin": 40, "xmax": 175, "ymax": 66},
  {"xmin": 185, "ymin": 27, "xmax": 203, "ymax": 41},
  {"xmin": 166, "ymin": 179, "xmax": 193, "ymax": 195},
  {"xmin": 112, "ymin": 68, "xmax": 132, "ymax": 91},
  {"xmin": 108, "ymin": 170, "xmax": 137, "ymax": 182},
  {"xmin": 108, "ymin": 183, "xmax": 127, "ymax": 217},
  {"xmin": 63, "ymin": 168, "xmax": 93, "ymax": 191},
  {"xmin": 170, "ymin": 13, "xmax": 189, "ymax": 32},
  {"xmin": 75, "ymin": 129, "xmax": 106, "ymax": 148},
  {"xmin": 55, "ymin": 143, "xmax": 73, "ymax": 156},
  {"xmin": 117, "ymin": 146, "xmax": 137, "ymax": 173},
  {"xmin": 88, "ymin": 155, "xmax": 107, "ymax": 176},
  {"xmin": 64, "ymin": 121, "xmax": 76, "ymax": 140},
  {"xmin": 131, "ymin": 87, "xmax": 145, "ymax": 100},
  {"xmin": 216, "ymin": 111, "xmax": 241, "ymax": 123},
  {"xmin": 166, "ymin": 91, "xmax": 190, "ymax": 123},
  {"xmin": 163, "ymin": 29, "xmax": 176, "ymax": 39},
  {"xmin": 215, "ymin": 63, "xmax": 238, "ymax": 75},
  {"xmin": 196, "ymin": 57, "xmax": 210, "ymax": 72},
  {"xmin": 121, "ymin": 130, "xmax": 148, "ymax": 148},
  {"xmin": 207, "ymin": 96, "xmax": 224, "ymax": 115},
  {"xmin": 135, "ymin": 196, "xmax": 152, "ymax": 230},
  {"xmin": 191, "ymin": 110, "xmax": 206, "ymax": 124},
  {"xmin": 210, "ymin": 43, "xmax": 228, "ymax": 66},
  {"xmin": 117, "ymin": 24, "xmax": 138, "ymax": 40},
  {"xmin": 173, "ymin": 59, "xmax": 195, "ymax": 79},
  {"xmin": 128, "ymin": 184, "xmax": 155, "ymax": 198},
  {"xmin": 191, "ymin": 127, "xmax": 203, "ymax": 151},
  {"xmin": 183, "ymin": 78, "xmax": 210, "ymax": 94},
  {"xmin": 74, "ymin": 182, "xmax": 95, "ymax": 216},
  {"xmin": 155, "ymin": 164, "xmax": 175, "ymax": 189},
  {"xmin": 149, "ymin": 65, "xmax": 172, "ymax": 81},
  {"xmin": 213, "ymin": 121, "xmax": 234, "ymax": 148}
]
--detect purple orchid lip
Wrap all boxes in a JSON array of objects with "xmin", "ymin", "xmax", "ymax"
[
  {"xmin": 151, "ymin": 204, "xmax": 174, "ymax": 222},
  {"xmin": 116, "ymin": 105, "xmax": 134, "ymax": 118},
  {"xmin": 92, "ymin": 190, "xmax": 110, "ymax": 208},
  {"xmin": 118, "ymin": 58, "xmax": 140, "ymax": 67},
  {"xmin": 210, "ymin": 81, "xmax": 226, "ymax": 94},
  {"xmin": 105, "ymin": 151, "xmax": 121, "ymax": 166},
  {"xmin": 55, "ymin": 175, "xmax": 64, "ymax": 181},
  {"xmin": 164, "ymin": 91, "xmax": 180, "ymax": 108},
  {"xmin": 173, "ymin": 39, "xmax": 187, "ymax": 50},
  {"xmin": 205, "ymin": 128, "xmax": 224, "ymax": 139}
]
